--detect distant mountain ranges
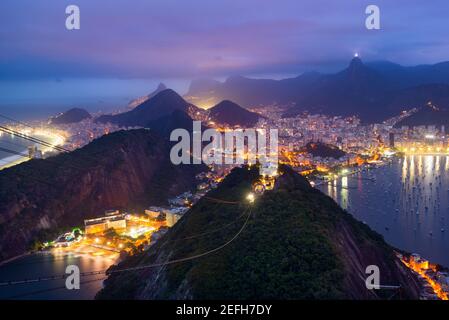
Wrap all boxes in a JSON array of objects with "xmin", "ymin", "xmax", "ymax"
[
  {"xmin": 96, "ymin": 88, "xmax": 262, "ymax": 129},
  {"xmin": 75, "ymin": 57, "xmax": 449, "ymax": 129},
  {"xmin": 185, "ymin": 58, "xmax": 449, "ymax": 123},
  {"xmin": 57, "ymin": 58, "xmax": 449, "ymax": 129}
]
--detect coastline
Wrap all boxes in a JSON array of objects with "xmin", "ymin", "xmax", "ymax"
[
  {"xmin": 318, "ymin": 155, "xmax": 449, "ymax": 268},
  {"xmin": 0, "ymin": 132, "xmax": 64, "ymax": 171},
  {"xmin": 0, "ymin": 154, "xmax": 28, "ymax": 171},
  {"xmin": 0, "ymin": 251, "xmax": 33, "ymax": 267},
  {"xmin": 0, "ymin": 249, "xmax": 114, "ymax": 299}
]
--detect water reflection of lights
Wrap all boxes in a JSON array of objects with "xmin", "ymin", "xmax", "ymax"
[
  {"xmin": 418, "ymin": 156, "xmax": 423, "ymax": 176},
  {"xmin": 425, "ymin": 155, "xmax": 434, "ymax": 177},
  {"xmin": 409, "ymin": 156, "xmax": 415, "ymax": 181},
  {"xmin": 246, "ymin": 192, "xmax": 255, "ymax": 204},
  {"xmin": 402, "ymin": 157, "xmax": 408, "ymax": 183},
  {"xmin": 327, "ymin": 181, "xmax": 333, "ymax": 197},
  {"xmin": 341, "ymin": 176, "xmax": 348, "ymax": 210},
  {"xmin": 318, "ymin": 155, "xmax": 449, "ymax": 268}
]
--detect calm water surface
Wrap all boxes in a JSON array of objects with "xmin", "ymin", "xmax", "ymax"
[
  {"xmin": 0, "ymin": 133, "xmax": 53, "ymax": 162},
  {"xmin": 319, "ymin": 155, "xmax": 449, "ymax": 267},
  {"xmin": 0, "ymin": 251, "xmax": 117, "ymax": 300}
]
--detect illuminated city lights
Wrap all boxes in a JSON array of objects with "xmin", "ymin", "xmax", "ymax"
[{"xmin": 246, "ymin": 193, "xmax": 255, "ymax": 204}]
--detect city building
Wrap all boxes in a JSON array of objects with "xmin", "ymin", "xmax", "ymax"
[
  {"xmin": 165, "ymin": 207, "xmax": 188, "ymax": 227},
  {"xmin": 28, "ymin": 145, "xmax": 43, "ymax": 159},
  {"xmin": 84, "ymin": 211, "xmax": 127, "ymax": 234},
  {"xmin": 389, "ymin": 132, "xmax": 395, "ymax": 148},
  {"xmin": 145, "ymin": 206, "xmax": 165, "ymax": 219}
]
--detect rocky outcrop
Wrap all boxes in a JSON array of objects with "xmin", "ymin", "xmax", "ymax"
[
  {"xmin": 97, "ymin": 165, "xmax": 420, "ymax": 300},
  {"xmin": 0, "ymin": 129, "xmax": 205, "ymax": 262},
  {"xmin": 128, "ymin": 83, "xmax": 167, "ymax": 109},
  {"xmin": 49, "ymin": 108, "xmax": 92, "ymax": 125}
]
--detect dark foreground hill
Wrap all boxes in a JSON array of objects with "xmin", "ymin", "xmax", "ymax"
[
  {"xmin": 146, "ymin": 110, "xmax": 199, "ymax": 139},
  {"xmin": 49, "ymin": 108, "xmax": 91, "ymax": 125},
  {"xmin": 97, "ymin": 165, "xmax": 420, "ymax": 300},
  {"xmin": 0, "ymin": 129, "xmax": 204, "ymax": 262}
]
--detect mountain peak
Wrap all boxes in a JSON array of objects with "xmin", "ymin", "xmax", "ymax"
[
  {"xmin": 349, "ymin": 56, "xmax": 364, "ymax": 69},
  {"xmin": 156, "ymin": 83, "xmax": 167, "ymax": 90},
  {"xmin": 209, "ymin": 100, "xmax": 260, "ymax": 127},
  {"xmin": 127, "ymin": 83, "xmax": 169, "ymax": 108},
  {"xmin": 342, "ymin": 55, "xmax": 382, "ymax": 82},
  {"xmin": 138, "ymin": 89, "xmax": 189, "ymax": 110},
  {"xmin": 50, "ymin": 108, "xmax": 91, "ymax": 125},
  {"xmin": 96, "ymin": 88, "xmax": 197, "ymax": 127},
  {"xmin": 212, "ymin": 100, "xmax": 241, "ymax": 110}
]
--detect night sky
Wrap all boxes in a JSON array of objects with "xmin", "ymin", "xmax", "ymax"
[{"xmin": 0, "ymin": 0, "xmax": 448, "ymax": 115}]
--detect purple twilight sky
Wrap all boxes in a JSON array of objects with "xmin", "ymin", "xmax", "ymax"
[{"xmin": 0, "ymin": 0, "xmax": 448, "ymax": 117}]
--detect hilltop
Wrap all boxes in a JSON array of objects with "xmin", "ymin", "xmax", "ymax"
[
  {"xmin": 208, "ymin": 100, "xmax": 261, "ymax": 127},
  {"xmin": 96, "ymin": 89, "xmax": 199, "ymax": 127},
  {"xmin": 49, "ymin": 108, "xmax": 91, "ymax": 125},
  {"xmin": 97, "ymin": 165, "xmax": 420, "ymax": 300},
  {"xmin": 127, "ymin": 83, "xmax": 167, "ymax": 109}
]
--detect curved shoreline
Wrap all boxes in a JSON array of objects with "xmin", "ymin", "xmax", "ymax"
[
  {"xmin": 0, "ymin": 132, "xmax": 64, "ymax": 171},
  {"xmin": 0, "ymin": 251, "xmax": 33, "ymax": 267}
]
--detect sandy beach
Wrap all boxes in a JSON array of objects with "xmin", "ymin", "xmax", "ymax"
[{"xmin": 0, "ymin": 131, "xmax": 64, "ymax": 171}]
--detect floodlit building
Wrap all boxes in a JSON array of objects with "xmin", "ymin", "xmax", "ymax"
[
  {"xmin": 165, "ymin": 207, "xmax": 188, "ymax": 227},
  {"xmin": 105, "ymin": 209, "xmax": 120, "ymax": 216},
  {"xmin": 145, "ymin": 206, "xmax": 188, "ymax": 227},
  {"xmin": 389, "ymin": 132, "xmax": 395, "ymax": 148},
  {"xmin": 28, "ymin": 145, "xmax": 43, "ymax": 159},
  {"xmin": 411, "ymin": 253, "xmax": 429, "ymax": 270},
  {"xmin": 84, "ymin": 211, "xmax": 127, "ymax": 234},
  {"xmin": 145, "ymin": 206, "xmax": 165, "ymax": 219}
]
